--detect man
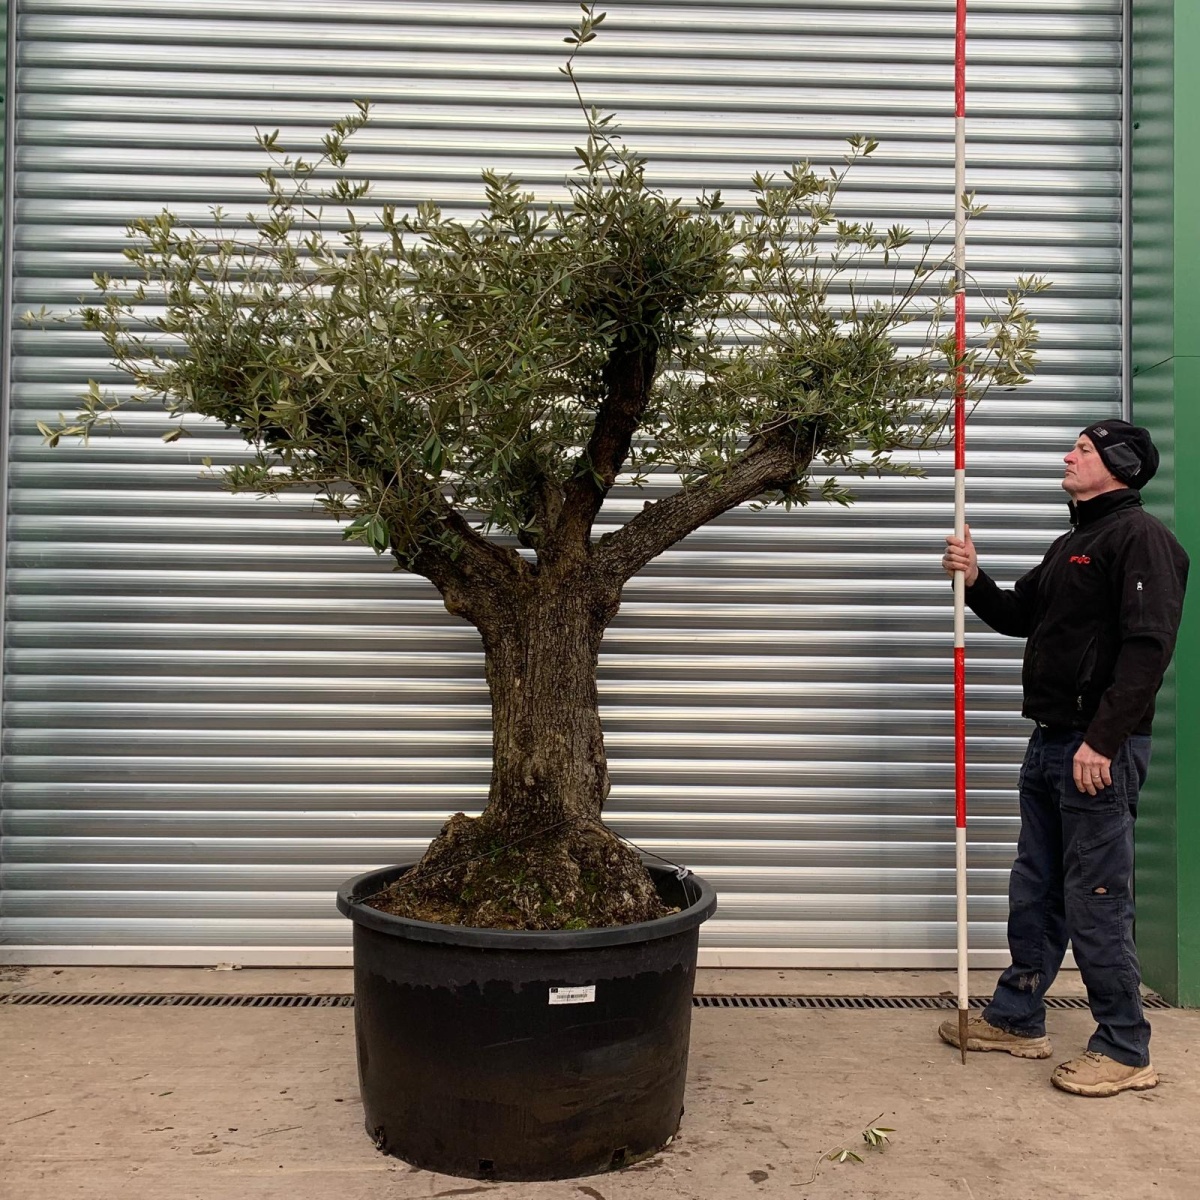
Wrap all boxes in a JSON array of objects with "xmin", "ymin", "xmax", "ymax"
[{"xmin": 938, "ymin": 420, "xmax": 1188, "ymax": 1096}]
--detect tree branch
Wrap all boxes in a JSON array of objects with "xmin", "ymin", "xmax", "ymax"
[
  {"xmin": 552, "ymin": 341, "xmax": 658, "ymax": 563},
  {"xmin": 402, "ymin": 493, "xmax": 529, "ymax": 624},
  {"xmin": 594, "ymin": 426, "xmax": 818, "ymax": 584}
]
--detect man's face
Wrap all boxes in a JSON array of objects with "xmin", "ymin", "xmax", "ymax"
[{"xmin": 1063, "ymin": 435, "xmax": 1120, "ymax": 500}]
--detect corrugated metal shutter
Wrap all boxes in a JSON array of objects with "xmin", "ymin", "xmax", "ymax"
[{"xmin": 0, "ymin": 0, "xmax": 1123, "ymax": 965}]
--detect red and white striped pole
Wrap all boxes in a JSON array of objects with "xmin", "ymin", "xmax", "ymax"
[{"xmin": 952, "ymin": 0, "xmax": 970, "ymax": 1064}]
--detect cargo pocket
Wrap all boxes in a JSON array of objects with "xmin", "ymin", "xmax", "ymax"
[
  {"xmin": 1060, "ymin": 756, "xmax": 1134, "ymax": 898},
  {"xmin": 1072, "ymin": 806, "xmax": 1133, "ymax": 897}
]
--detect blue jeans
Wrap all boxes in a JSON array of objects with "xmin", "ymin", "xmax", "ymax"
[{"xmin": 983, "ymin": 727, "xmax": 1153, "ymax": 1068}]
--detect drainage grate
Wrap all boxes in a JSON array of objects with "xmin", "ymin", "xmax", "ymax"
[
  {"xmin": 693, "ymin": 994, "xmax": 1170, "ymax": 1011},
  {"xmin": 0, "ymin": 992, "xmax": 355, "ymax": 1008},
  {"xmin": 0, "ymin": 991, "xmax": 1171, "ymax": 1010}
]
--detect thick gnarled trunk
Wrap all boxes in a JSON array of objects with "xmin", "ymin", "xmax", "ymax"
[
  {"xmin": 368, "ymin": 577, "xmax": 670, "ymax": 929},
  {"xmin": 483, "ymin": 588, "xmax": 609, "ymax": 835}
]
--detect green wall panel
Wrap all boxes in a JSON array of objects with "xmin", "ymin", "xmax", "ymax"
[
  {"xmin": 1135, "ymin": 363, "xmax": 1178, "ymax": 997},
  {"xmin": 1165, "ymin": 3, "xmax": 1200, "ymax": 1005},
  {"xmin": 1133, "ymin": 0, "xmax": 1200, "ymax": 1005},
  {"xmin": 1132, "ymin": 0, "xmax": 1177, "ymax": 1000},
  {"xmin": 1176, "ymin": 3, "xmax": 1200, "ymax": 360},
  {"xmin": 1173, "ymin": 352, "xmax": 1200, "ymax": 1003}
]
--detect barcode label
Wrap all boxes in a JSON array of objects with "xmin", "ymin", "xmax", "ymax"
[{"xmin": 548, "ymin": 985, "xmax": 596, "ymax": 1006}]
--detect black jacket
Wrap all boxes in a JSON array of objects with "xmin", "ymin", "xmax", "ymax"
[{"xmin": 964, "ymin": 489, "xmax": 1189, "ymax": 757}]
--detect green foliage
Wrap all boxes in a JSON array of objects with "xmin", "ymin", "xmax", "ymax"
[
  {"xmin": 803, "ymin": 1113, "xmax": 894, "ymax": 1184},
  {"xmin": 826, "ymin": 1115, "xmax": 894, "ymax": 1164},
  {"xmin": 35, "ymin": 5, "xmax": 1046, "ymax": 579},
  {"xmin": 861, "ymin": 1120, "xmax": 894, "ymax": 1149}
]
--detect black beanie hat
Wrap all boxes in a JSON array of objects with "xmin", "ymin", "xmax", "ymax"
[{"xmin": 1078, "ymin": 419, "xmax": 1159, "ymax": 488}]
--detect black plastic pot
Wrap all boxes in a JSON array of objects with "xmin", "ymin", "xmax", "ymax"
[{"xmin": 336, "ymin": 863, "xmax": 717, "ymax": 1181}]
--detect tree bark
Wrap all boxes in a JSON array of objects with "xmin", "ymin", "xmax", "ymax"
[
  {"xmin": 367, "ymin": 571, "xmax": 670, "ymax": 929},
  {"xmin": 552, "ymin": 341, "xmax": 658, "ymax": 566},
  {"xmin": 481, "ymin": 585, "xmax": 612, "ymax": 835},
  {"xmin": 595, "ymin": 425, "xmax": 820, "ymax": 586}
]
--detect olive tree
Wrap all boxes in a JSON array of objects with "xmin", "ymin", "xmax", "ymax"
[{"xmin": 43, "ymin": 8, "xmax": 1044, "ymax": 929}]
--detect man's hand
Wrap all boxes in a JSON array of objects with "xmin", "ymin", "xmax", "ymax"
[
  {"xmin": 1072, "ymin": 742, "xmax": 1113, "ymax": 796},
  {"xmin": 942, "ymin": 524, "xmax": 979, "ymax": 587}
]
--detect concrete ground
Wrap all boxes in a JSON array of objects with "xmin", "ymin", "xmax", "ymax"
[{"xmin": 1, "ymin": 967, "xmax": 1195, "ymax": 1200}]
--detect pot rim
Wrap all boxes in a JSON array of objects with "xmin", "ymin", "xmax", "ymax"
[{"xmin": 337, "ymin": 862, "xmax": 717, "ymax": 950}]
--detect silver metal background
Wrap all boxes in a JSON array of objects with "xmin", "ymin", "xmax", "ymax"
[{"xmin": 0, "ymin": 0, "xmax": 1122, "ymax": 965}]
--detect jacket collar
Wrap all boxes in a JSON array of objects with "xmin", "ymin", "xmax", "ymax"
[{"xmin": 1068, "ymin": 487, "xmax": 1142, "ymax": 528}]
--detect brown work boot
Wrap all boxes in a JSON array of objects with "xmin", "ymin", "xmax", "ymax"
[
  {"xmin": 938, "ymin": 1014, "xmax": 1053, "ymax": 1058},
  {"xmin": 1050, "ymin": 1051, "xmax": 1158, "ymax": 1097}
]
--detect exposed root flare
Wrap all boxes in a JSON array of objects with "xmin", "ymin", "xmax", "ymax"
[{"xmin": 365, "ymin": 812, "xmax": 674, "ymax": 930}]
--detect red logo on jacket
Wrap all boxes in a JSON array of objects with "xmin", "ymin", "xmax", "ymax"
[{"xmin": 1069, "ymin": 555, "xmax": 1091, "ymax": 565}]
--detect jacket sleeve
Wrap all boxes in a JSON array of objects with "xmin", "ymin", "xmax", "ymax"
[
  {"xmin": 1084, "ymin": 526, "xmax": 1190, "ymax": 757},
  {"xmin": 963, "ymin": 563, "xmax": 1043, "ymax": 638}
]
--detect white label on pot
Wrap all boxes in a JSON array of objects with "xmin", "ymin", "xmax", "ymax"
[{"xmin": 548, "ymin": 985, "xmax": 596, "ymax": 1005}]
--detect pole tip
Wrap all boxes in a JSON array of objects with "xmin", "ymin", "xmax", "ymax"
[{"xmin": 958, "ymin": 1007, "xmax": 969, "ymax": 1065}]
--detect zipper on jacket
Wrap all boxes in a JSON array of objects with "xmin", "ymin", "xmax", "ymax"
[{"xmin": 1076, "ymin": 635, "xmax": 1098, "ymax": 712}]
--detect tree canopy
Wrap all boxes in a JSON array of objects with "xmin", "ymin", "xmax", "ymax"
[{"xmin": 41, "ymin": 6, "xmax": 1045, "ymax": 602}]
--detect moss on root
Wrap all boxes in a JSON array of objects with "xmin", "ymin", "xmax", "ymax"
[{"xmin": 365, "ymin": 812, "xmax": 675, "ymax": 930}]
